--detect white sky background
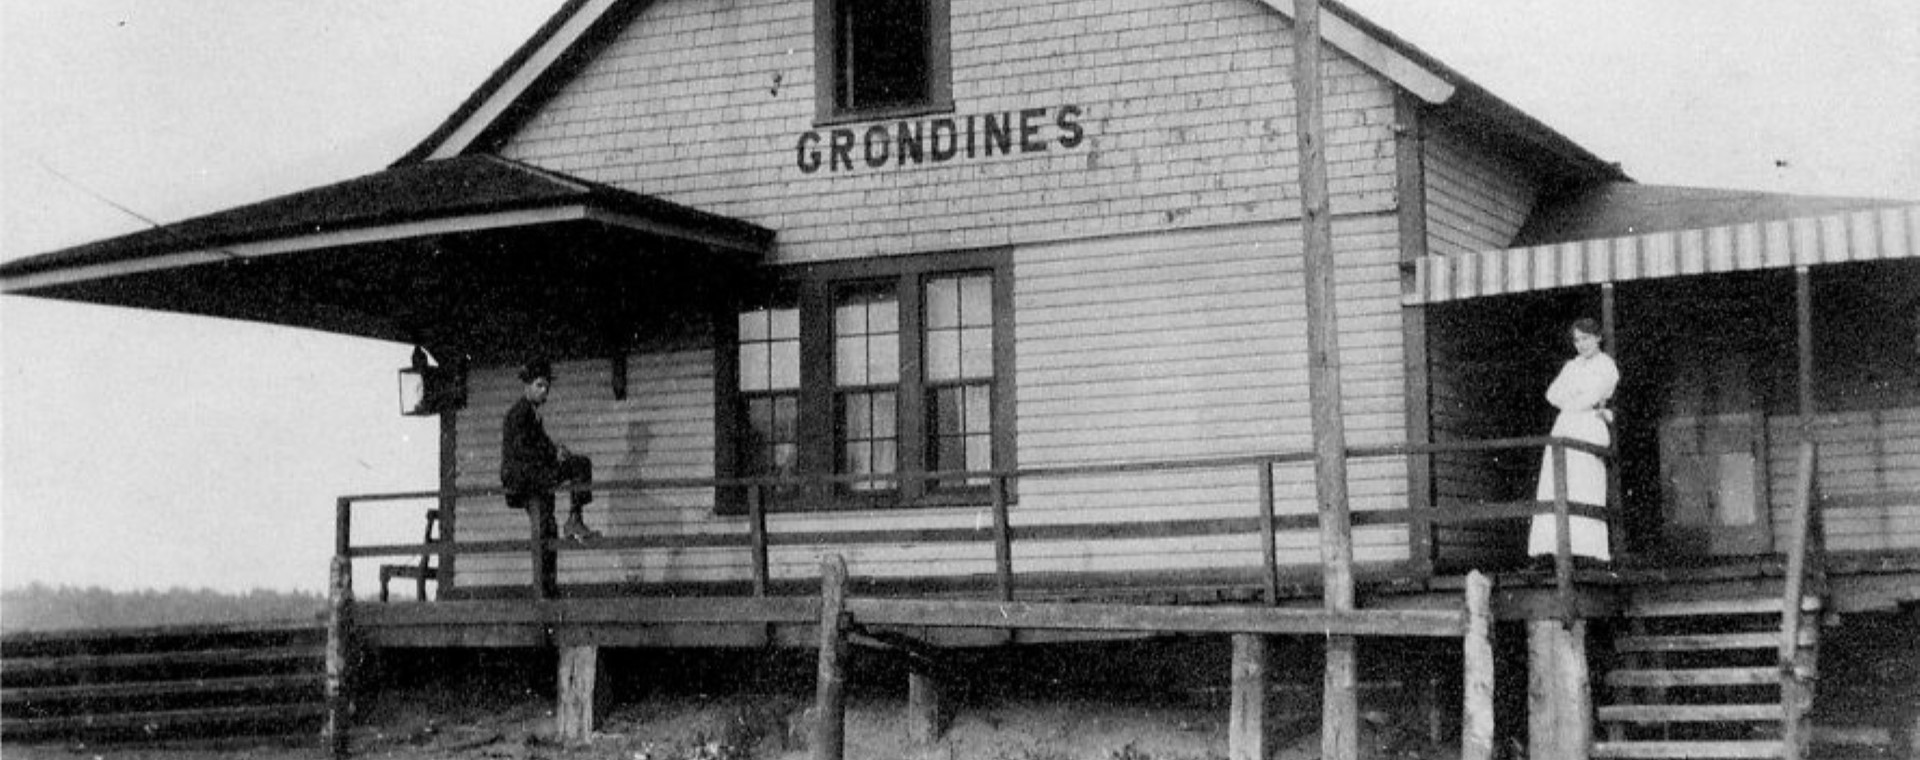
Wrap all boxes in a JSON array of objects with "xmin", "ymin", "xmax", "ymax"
[{"xmin": 1, "ymin": 1, "xmax": 1917, "ymax": 595}]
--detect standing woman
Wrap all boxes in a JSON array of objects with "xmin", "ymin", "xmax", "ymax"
[{"xmin": 1529, "ymin": 318, "xmax": 1619, "ymax": 565}]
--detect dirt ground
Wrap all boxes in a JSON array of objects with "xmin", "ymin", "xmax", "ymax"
[{"xmin": 5, "ymin": 639, "xmax": 1461, "ymax": 760}]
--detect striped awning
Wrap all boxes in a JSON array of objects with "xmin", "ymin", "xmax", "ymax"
[{"xmin": 1406, "ymin": 203, "xmax": 1920, "ymax": 304}]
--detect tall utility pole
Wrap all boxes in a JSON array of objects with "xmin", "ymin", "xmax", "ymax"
[{"xmin": 1289, "ymin": 1, "xmax": 1359, "ymax": 758}]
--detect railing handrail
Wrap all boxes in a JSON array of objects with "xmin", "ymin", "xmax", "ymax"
[
  {"xmin": 335, "ymin": 435, "xmax": 1611, "ymax": 506},
  {"xmin": 335, "ymin": 434, "xmax": 1614, "ymax": 607}
]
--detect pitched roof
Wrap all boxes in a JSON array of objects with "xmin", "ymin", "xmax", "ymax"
[
  {"xmin": 0, "ymin": 154, "xmax": 772, "ymax": 279},
  {"xmin": 398, "ymin": 0, "xmax": 1625, "ymax": 186},
  {"xmin": 1513, "ymin": 183, "xmax": 1915, "ymax": 247}
]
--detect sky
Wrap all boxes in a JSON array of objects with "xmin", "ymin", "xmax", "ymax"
[{"xmin": 2, "ymin": 1, "xmax": 1917, "ymax": 595}]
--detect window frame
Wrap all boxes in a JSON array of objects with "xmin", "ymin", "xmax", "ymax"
[
  {"xmin": 812, "ymin": 0, "xmax": 954, "ymax": 126},
  {"xmin": 716, "ymin": 248, "xmax": 1013, "ymax": 514}
]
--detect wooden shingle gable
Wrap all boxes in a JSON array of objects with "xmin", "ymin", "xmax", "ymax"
[{"xmin": 401, "ymin": 0, "xmax": 1472, "ymax": 164}]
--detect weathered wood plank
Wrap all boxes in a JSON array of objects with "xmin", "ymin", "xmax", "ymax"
[
  {"xmin": 1, "ymin": 673, "xmax": 324, "ymax": 705},
  {"xmin": 844, "ymin": 598, "xmax": 1464, "ymax": 637}
]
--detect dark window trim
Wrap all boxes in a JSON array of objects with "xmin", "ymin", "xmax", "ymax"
[
  {"xmin": 715, "ymin": 248, "xmax": 1014, "ymax": 514},
  {"xmin": 812, "ymin": 0, "xmax": 953, "ymax": 126}
]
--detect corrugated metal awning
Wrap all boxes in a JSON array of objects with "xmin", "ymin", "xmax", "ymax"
[{"xmin": 1406, "ymin": 203, "xmax": 1920, "ymax": 304}]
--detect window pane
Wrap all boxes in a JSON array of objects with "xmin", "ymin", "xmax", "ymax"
[
  {"xmin": 739, "ymin": 344, "xmax": 770, "ymax": 391},
  {"xmin": 927, "ymin": 330, "xmax": 958, "ymax": 381},
  {"xmin": 869, "ymin": 334, "xmax": 899, "ymax": 383},
  {"xmin": 771, "ymin": 342, "xmax": 800, "ymax": 389},
  {"xmin": 934, "ymin": 387, "xmax": 962, "ymax": 434},
  {"xmin": 960, "ymin": 326, "xmax": 992, "ymax": 378},
  {"xmin": 874, "ymin": 439, "xmax": 898, "ymax": 477},
  {"xmin": 844, "ymin": 395, "xmax": 871, "ymax": 439},
  {"xmin": 960, "ymin": 275, "xmax": 991, "ymax": 326},
  {"xmin": 835, "ymin": 302, "xmax": 867, "ymax": 335},
  {"xmin": 739, "ymin": 310, "xmax": 768, "ymax": 341},
  {"xmin": 774, "ymin": 397, "xmax": 798, "ymax": 442},
  {"xmin": 966, "ymin": 435, "xmax": 991, "ymax": 470},
  {"xmin": 873, "ymin": 390, "xmax": 897, "ymax": 435},
  {"xmin": 965, "ymin": 385, "xmax": 990, "ymax": 429},
  {"xmin": 770, "ymin": 308, "xmax": 799, "ymax": 340},
  {"xmin": 927, "ymin": 276, "xmax": 959, "ymax": 329},
  {"xmin": 837, "ymin": 0, "xmax": 932, "ymax": 111},
  {"xmin": 836, "ymin": 336, "xmax": 866, "ymax": 384}
]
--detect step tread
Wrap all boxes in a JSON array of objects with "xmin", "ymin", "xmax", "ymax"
[
  {"xmin": 1614, "ymin": 630, "xmax": 1814, "ymax": 653},
  {"xmin": 1598, "ymin": 703, "xmax": 1785, "ymax": 722},
  {"xmin": 1605, "ymin": 666, "xmax": 1788, "ymax": 688},
  {"xmin": 1625, "ymin": 596, "xmax": 1821, "ymax": 618},
  {"xmin": 1592, "ymin": 739, "xmax": 1785, "ymax": 759}
]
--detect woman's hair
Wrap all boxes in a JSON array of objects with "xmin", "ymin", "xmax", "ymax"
[{"xmin": 1570, "ymin": 317, "xmax": 1602, "ymax": 339}]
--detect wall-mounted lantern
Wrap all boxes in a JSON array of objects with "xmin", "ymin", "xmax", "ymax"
[{"xmin": 399, "ymin": 346, "xmax": 467, "ymax": 416}]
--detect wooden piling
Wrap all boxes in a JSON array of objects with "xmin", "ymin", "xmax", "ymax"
[
  {"xmin": 811, "ymin": 555, "xmax": 850, "ymax": 760},
  {"xmin": 1461, "ymin": 571, "xmax": 1494, "ymax": 760},
  {"xmin": 907, "ymin": 671, "xmax": 944, "ymax": 744},
  {"xmin": 1528, "ymin": 619, "xmax": 1591, "ymax": 760},
  {"xmin": 1289, "ymin": 1, "xmax": 1359, "ymax": 758},
  {"xmin": 1229, "ymin": 634, "xmax": 1270, "ymax": 760},
  {"xmin": 324, "ymin": 554, "xmax": 352, "ymax": 759},
  {"xmin": 557, "ymin": 645, "xmax": 608, "ymax": 746}
]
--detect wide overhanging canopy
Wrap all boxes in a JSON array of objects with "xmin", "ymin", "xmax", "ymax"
[
  {"xmin": 0, "ymin": 155, "xmax": 774, "ymax": 360},
  {"xmin": 1406, "ymin": 199, "xmax": 1918, "ymax": 305}
]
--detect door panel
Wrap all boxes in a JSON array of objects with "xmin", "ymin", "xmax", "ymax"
[{"xmin": 1659, "ymin": 412, "xmax": 1772, "ymax": 557}]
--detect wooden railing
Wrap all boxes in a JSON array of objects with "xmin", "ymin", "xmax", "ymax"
[{"xmin": 334, "ymin": 435, "xmax": 1610, "ymax": 610}]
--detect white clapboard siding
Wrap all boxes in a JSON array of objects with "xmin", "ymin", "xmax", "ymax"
[
  {"xmin": 1767, "ymin": 407, "xmax": 1920, "ymax": 553},
  {"xmin": 496, "ymin": 0, "xmax": 1400, "ymax": 264},
  {"xmin": 455, "ymin": 352, "xmax": 723, "ymax": 588},
  {"xmin": 1015, "ymin": 216, "xmax": 1410, "ymax": 566}
]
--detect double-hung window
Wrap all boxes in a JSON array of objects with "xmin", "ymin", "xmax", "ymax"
[
  {"xmin": 719, "ymin": 250, "xmax": 1010, "ymax": 512},
  {"xmin": 814, "ymin": 0, "xmax": 952, "ymax": 122}
]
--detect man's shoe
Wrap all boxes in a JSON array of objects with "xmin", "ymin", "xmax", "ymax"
[{"xmin": 562, "ymin": 520, "xmax": 603, "ymax": 541}]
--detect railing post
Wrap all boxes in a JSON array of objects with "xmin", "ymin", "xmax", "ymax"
[
  {"xmin": 749, "ymin": 485, "xmax": 770, "ymax": 598},
  {"xmin": 1551, "ymin": 443, "xmax": 1574, "ymax": 627},
  {"xmin": 324, "ymin": 553, "xmax": 354, "ymax": 759},
  {"xmin": 992, "ymin": 475, "xmax": 1013, "ymax": 603},
  {"xmin": 1779, "ymin": 441, "xmax": 1819, "ymax": 760},
  {"xmin": 335, "ymin": 497, "xmax": 353, "ymax": 560},
  {"xmin": 1258, "ymin": 461, "xmax": 1279, "ymax": 604}
]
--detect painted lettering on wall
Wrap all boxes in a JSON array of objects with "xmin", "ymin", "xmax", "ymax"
[{"xmin": 795, "ymin": 105, "xmax": 1086, "ymax": 174}]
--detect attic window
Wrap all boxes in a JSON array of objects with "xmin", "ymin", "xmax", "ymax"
[{"xmin": 815, "ymin": 0, "xmax": 951, "ymax": 122}]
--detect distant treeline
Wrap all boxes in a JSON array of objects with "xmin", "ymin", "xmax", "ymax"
[{"xmin": 0, "ymin": 583, "xmax": 325, "ymax": 633}]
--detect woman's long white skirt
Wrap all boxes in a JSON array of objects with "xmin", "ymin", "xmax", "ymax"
[{"xmin": 1528, "ymin": 411, "xmax": 1611, "ymax": 560}]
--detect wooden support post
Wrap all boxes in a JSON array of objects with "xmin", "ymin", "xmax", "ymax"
[
  {"xmin": 1795, "ymin": 267, "xmax": 1814, "ymax": 429},
  {"xmin": 324, "ymin": 554, "xmax": 353, "ymax": 759},
  {"xmin": 1289, "ymin": 1, "xmax": 1358, "ymax": 758},
  {"xmin": 907, "ymin": 671, "xmax": 944, "ymax": 744},
  {"xmin": 812, "ymin": 555, "xmax": 850, "ymax": 760},
  {"xmin": 1528, "ymin": 619, "xmax": 1591, "ymax": 760},
  {"xmin": 557, "ymin": 645, "xmax": 608, "ymax": 746},
  {"xmin": 438, "ymin": 411, "xmax": 458, "ymax": 597},
  {"xmin": 1461, "ymin": 571, "xmax": 1494, "ymax": 760},
  {"xmin": 1229, "ymin": 634, "xmax": 1270, "ymax": 760},
  {"xmin": 991, "ymin": 476, "xmax": 1013, "ymax": 603}
]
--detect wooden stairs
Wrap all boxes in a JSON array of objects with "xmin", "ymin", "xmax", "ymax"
[
  {"xmin": 1592, "ymin": 591, "xmax": 1821, "ymax": 760},
  {"xmin": 0, "ymin": 621, "xmax": 327, "ymax": 745}
]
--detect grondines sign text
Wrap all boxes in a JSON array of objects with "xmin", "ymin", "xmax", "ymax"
[{"xmin": 796, "ymin": 105, "xmax": 1086, "ymax": 174}]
